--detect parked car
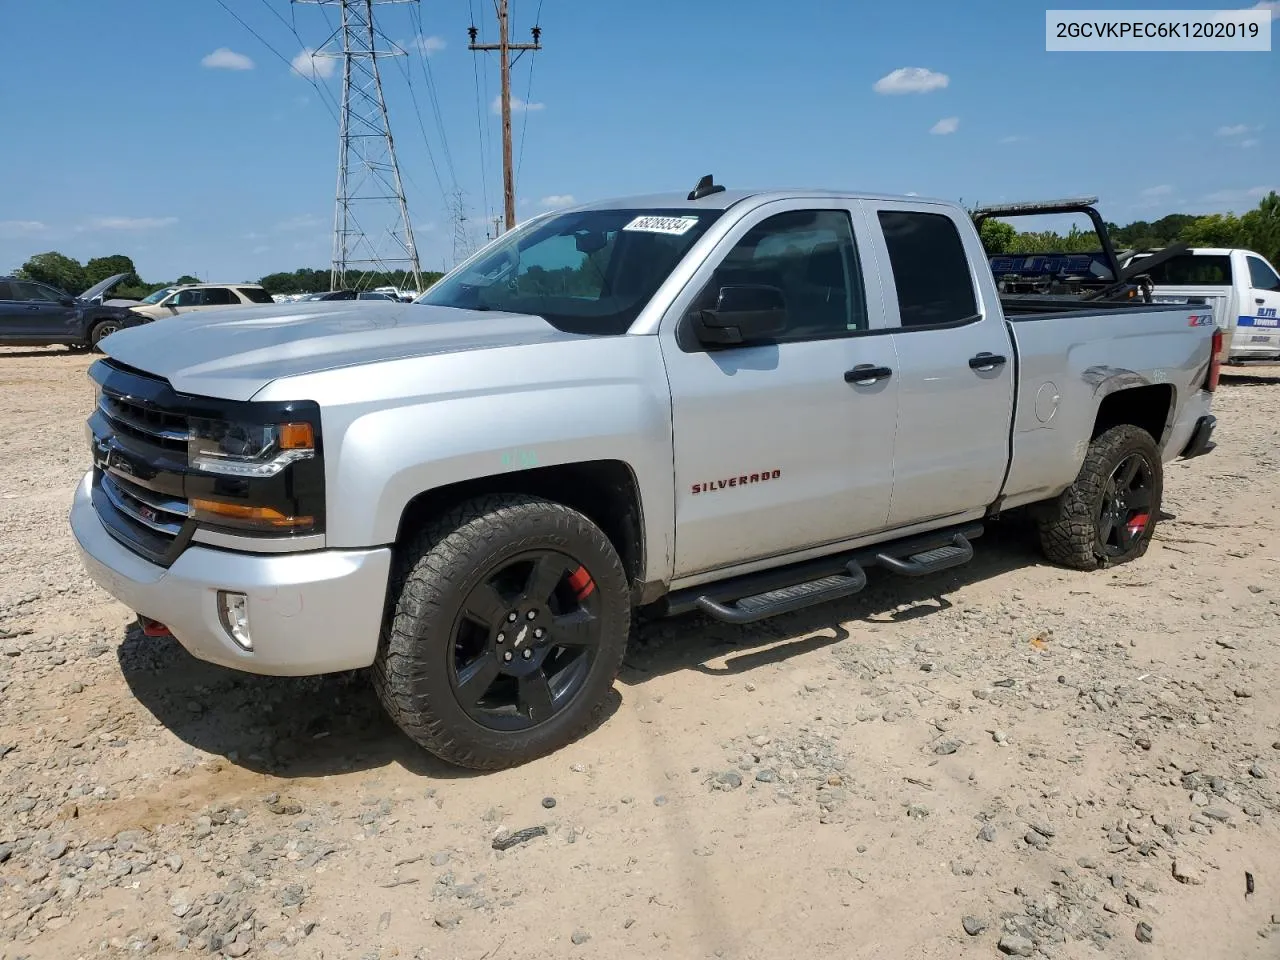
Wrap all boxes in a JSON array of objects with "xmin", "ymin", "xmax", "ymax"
[
  {"xmin": 128, "ymin": 283, "xmax": 275, "ymax": 320},
  {"xmin": 0, "ymin": 275, "xmax": 147, "ymax": 350},
  {"xmin": 357, "ymin": 291, "xmax": 398, "ymax": 301},
  {"xmin": 299, "ymin": 290, "xmax": 358, "ymax": 301},
  {"xmin": 1123, "ymin": 247, "xmax": 1280, "ymax": 362},
  {"xmin": 71, "ymin": 177, "xmax": 1219, "ymax": 770}
]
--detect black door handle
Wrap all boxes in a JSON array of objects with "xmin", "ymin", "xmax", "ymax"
[
  {"xmin": 845, "ymin": 364, "xmax": 893, "ymax": 384},
  {"xmin": 969, "ymin": 353, "xmax": 1007, "ymax": 371},
  {"xmin": 1258, "ymin": 298, "xmax": 1268, "ymax": 305}
]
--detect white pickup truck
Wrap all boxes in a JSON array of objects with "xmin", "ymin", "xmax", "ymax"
[
  {"xmin": 71, "ymin": 177, "xmax": 1221, "ymax": 769},
  {"xmin": 1126, "ymin": 246, "xmax": 1280, "ymax": 362}
]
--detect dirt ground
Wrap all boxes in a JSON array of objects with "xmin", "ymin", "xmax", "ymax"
[{"xmin": 1, "ymin": 347, "xmax": 1278, "ymax": 960}]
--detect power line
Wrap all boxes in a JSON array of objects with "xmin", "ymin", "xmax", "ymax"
[
  {"xmin": 467, "ymin": 0, "xmax": 492, "ymax": 226},
  {"xmin": 211, "ymin": 0, "xmax": 338, "ymax": 123},
  {"xmin": 255, "ymin": 0, "xmax": 343, "ymax": 119},
  {"xmin": 406, "ymin": 2, "xmax": 458, "ymax": 188},
  {"xmin": 515, "ymin": 0, "xmax": 543, "ymax": 190}
]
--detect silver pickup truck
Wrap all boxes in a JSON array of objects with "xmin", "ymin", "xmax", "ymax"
[{"xmin": 70, "ymin": 178, "xmax": 1220, "ymax": 769}]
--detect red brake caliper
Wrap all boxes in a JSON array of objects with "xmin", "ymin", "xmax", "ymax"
[
  {"xmin": 566, "ymin": 565, "xmax": 595, "ymax": 602},
  {"xmin": 1126, "ymin": 513, "xmax": 1150, "ymax": 537}
]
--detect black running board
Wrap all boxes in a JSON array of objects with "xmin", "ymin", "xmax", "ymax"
[
  {"xmin": 875, "ymin": 533, "xmax": 974, "ymax": 577},
  {"xmin": 664, "ymin": 522, "xmax": 983, "ymax": 624},
  {"xmin": 695, "ymin": 562, "xmax": 867, "ymax": 625}
]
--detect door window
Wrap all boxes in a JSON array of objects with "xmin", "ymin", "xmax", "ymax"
[
  {"xmin": 200, "ymin": 288, "xmax": 239, "ymax": 306},
  {"xmin": 1247, "ymin": 256, "xmax": 1280, "ymax": 292},
  {"xmin": 697, "ymin": 209, "xmax": 867, "ymax": 341},
  {"xmin": 877, "ymin": 210, "xmax": 979, "ymax": 328},
  {"xmin": 9, "ymin": 281, "xmax": 63, "ymax": 303},
  {"xmin": 171, "ymin": 289, "xmax": 206, "ymax": 307}
]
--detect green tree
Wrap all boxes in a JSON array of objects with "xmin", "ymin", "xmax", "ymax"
[
  {"xmin": 84, "ymin": 254, "xmax": 139, "ymax": 288},
  {"xmin": 1179, "ymin": 213, "xmax": 1248, "ymax": 249},
  {"xmin": 1240, "ymin": 190, "xmax": 1280, "ymax": 265},
  {"xmin": 978, "ymin": 219, "xmax": 1017, "ymax": 254},
  {"xmin": 174, "ymin": 274, "xmax": 201, "ymax": 286},
  {"xmin": 17, "ymin": 251, "xmax": 87, "ymax": 294}
]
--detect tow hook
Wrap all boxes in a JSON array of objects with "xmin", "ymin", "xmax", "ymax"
[{"xmin": 138, "ymin": 616, "xmax": 173, "ymax": 639}]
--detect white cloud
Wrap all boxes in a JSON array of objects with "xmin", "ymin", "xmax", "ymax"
[
  {"xmin": 873, "ymin": 67, "xmax": 949, "ymax": 95},
  {"xmin": 930, "ymin": 116, "xmax": 960, "ymax": 135},
  {"xmin": 1250, "ymin": 1, "xmax": 1279, "ymax": 18},
  {"xmin": 1141, "ymin": 184, "xmax": 1173, "ymax": 197},
  {"xmin": 999, "ymin": 134, "xmax": 1025, "ymax": 144},
  {"xmin": 1203, "ymin": 185, "xmax": 1274, "ymax": 205},
  {"xmin": 275, "ymin": 214, "xmax": 326, "ymax": 232},
  {"xmin": 539, "ymin": 195, "xmax": 575, "ymax": 209},
  {"xmin": 412, "ymin": 34, "xmax": 446, "ymax": 55},
  {"xmin": 1217, "ymin": 123, "xmax": 1249, "ymax": 137},
  {"xmin": 1241, "ymin": 138, "xmax": 1260, "ymax": 148},
  {"xmin": 0, "ymin": 220, "xmax": 47, "ymax": 238},
  {"xmin": 85, "ymin": 216, "xmax": 177, "ymax": 230},
  {"xmin": 492, "ymin": 94, "xmax": 544, "ymax": 114},
  {"xmin": 201, "ymin": 47, "xmax": 254, "ymax": 71},
  {"xmin": 291, "ymin": 48, "xmax": 335, "ymax": 80}
]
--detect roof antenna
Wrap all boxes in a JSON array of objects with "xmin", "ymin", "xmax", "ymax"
[{"xmin": 688, "ymin": 174, "xmax": 726, "ymax": 201}]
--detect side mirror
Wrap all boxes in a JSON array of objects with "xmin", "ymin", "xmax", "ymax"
[
  {"xmin": 693, "ymin": 285, "xmax": 788, "ymax": 346},
  {"xmin": 59, "ymin": 297, "xmax": 76, "ymax": 307}
]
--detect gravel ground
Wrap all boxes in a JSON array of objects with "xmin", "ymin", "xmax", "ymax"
[{"xmin": 1, "ymin": 347, "xmax": 1278, "ymax": 960}]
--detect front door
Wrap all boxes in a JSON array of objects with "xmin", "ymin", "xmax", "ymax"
[
  {"xmin": 662, "ymin": 200, "xmax": 899, "ymax": 579},
  {"xmin": 861, "ymin": 201, "xmax": 1015, "ymax": 527},
  {"xmin": 1242, "ymin": 254, "xmax": 1280, "ymax": 353}
]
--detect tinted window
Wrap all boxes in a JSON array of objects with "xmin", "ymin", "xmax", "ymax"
[
  {"xmin": 1247, "ymin": 256, "xmax": 1280, "ymax": 292},
  {"xmin": 0, "ymin": 281, "xmax": 10, "ymax": 300},
  {"xmin": 420, "ymin": 208, "xmax": 721, "ymax": 335},
  {"xmin": 237, "ymin": 286, "xmax": 275, "ymax": 304},
  {"xmin": 203, "ymin": 288, "xmax": 239, "ymax": 306},
  {"xmin": 9, "ymin": 280, "xmax": 61, "ymax": 302},
  {"xmin": 698, "ymin": 209, "xmax": 868, "ymax": 340},
  {"xmin": 171, "ymin": 289, "xmax": 205, "ymax": 306},
  {"xmin": 1136, "ymin": 254, "xmax": 1233, "ymax": 286},
  {"xmin": 878, "ymin": 210, "xmax": 978, "ymax": 328}
]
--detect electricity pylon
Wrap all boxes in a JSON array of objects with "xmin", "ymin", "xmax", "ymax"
[{"xmin": 295, "ymin": 0, "xmax": 423, "ymax": 293}]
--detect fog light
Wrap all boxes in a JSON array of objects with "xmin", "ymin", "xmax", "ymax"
[{"xmin": 217, "ymin": 591, "xmax": 252, "ymax": 650}]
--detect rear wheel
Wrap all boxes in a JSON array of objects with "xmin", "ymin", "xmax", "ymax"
[
  {"xmin": 1037, "ymin": 424, "xmax": 1163, "ymax": 570},
  {"xmin": 373, "ymin": 494, "xmax": 630, "ymax": 770}
]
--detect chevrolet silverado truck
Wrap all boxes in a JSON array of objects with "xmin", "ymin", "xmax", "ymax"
[{"xmin": 70, "ymin": 177, "xmax": 1221, "ymax": 769}]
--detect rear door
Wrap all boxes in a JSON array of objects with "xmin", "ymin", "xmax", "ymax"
[
  {"xmin": 860, "ymin": 200, "xmax": 1015, "ymax": 527},
  {"xmin": 0, "ymin": 280, "xmax": 27, "ymax": 341},
  {"xmin": 1242, "ymin": 254, "xmax": 1280, "ymax": 354},
  {"xmin": 7, "ymin": 280, "xmax": 78, "ymax": 342},
  {"xmin": 662, "ymin": 198, "xmax": 899, "ymax": 578}
]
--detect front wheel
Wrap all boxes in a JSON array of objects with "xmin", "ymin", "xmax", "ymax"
[
  {"xmin": 89, "ymin": 320, "xmax": 122, "ymax": 351},
  {"xmin": 1037, "ymin": 424, "xmax": 1164, "ymax": 570},
  {"xmin": 373, "ymin": 494, "xmax": 631, "ymax": 770}
]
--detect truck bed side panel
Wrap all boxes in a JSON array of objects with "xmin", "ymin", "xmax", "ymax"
[{"xmin": 1001, "ymin": 305, "xmax": 1213, "ymax": 509}]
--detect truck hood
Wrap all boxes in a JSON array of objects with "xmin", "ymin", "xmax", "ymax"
[{"xmin": 101, "ymin": 301, "xmax": 585, "ymax": 401}]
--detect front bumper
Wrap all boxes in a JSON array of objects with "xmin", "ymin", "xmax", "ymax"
[{"xmin": 70, "ymin": 472, "xmax": 391, "ymax": 676}]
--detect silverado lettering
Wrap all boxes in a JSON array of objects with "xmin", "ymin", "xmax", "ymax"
[{"xmin": 691, "ymin": 469, "xmax": 782, "ymax": 495}]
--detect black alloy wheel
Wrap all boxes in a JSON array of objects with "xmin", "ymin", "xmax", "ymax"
[
  {"xmin": 449, "ymin": 550, "xmax": 603, "ymax": 731},
  {"xmin": 1096, "ymin": 451, "xmax": 1155, "ymax": 558}
]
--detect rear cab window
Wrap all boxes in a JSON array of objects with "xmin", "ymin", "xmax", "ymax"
[
  {"xmin": 876, "ymin": 210, "xmax": 978, "ymax": 328},
  {"xmin": 237, "ymin": 286, "xmax": 275, "ymax": 304},
  {"xmin": 1135, "ymin": 254, "xmax": 1233, "ymax": 285},
  {"xmin": 1246, "ymin": 256, "xmax": 1280, "ymax": 292}
]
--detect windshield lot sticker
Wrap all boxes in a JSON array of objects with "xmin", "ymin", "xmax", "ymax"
[{"xmin": 623, "ymin": 215, "xmax": 700, "ymax": 236}]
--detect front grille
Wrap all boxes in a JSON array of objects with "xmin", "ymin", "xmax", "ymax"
[{"xmin": 88, "ymin": 363, "xmax": 195, "ymax": 566}]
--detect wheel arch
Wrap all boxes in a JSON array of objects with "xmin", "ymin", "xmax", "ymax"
[
  {"xmin": 1090, "ymin": 382, "xmax": 1176, "ymax": 448},
  {"xmin": 394, "ymin": 459, "xmax": 648, "ymax": 597}
]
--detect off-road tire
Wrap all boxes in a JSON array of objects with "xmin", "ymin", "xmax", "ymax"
[
  {"xmin": 1037, "ymin": 424, "xmax": 1163, "ymax": 571},
  {"xmin": 372, "ymin": 493, "xmax": 630, "ymax": 770}
]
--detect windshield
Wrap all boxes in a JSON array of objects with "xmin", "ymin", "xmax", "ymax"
[
  {"xmin": 140, "ymin": 286, "xmax": 177, "ymax": 304},
  {"xmin": 418, "ymin": 208, "xmax": 722, "ymax": 334}
]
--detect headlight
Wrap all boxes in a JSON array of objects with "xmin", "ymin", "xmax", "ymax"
[{"xmin": 188, "ymin": 419, "xmax": 315, "ymax": 477}]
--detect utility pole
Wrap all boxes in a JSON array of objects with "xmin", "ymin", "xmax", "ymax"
[
  {"xmin": 469, "ymin": 4, "xmax": 541, "ymax": 233},
  {"xmin": 294, "ymin": 0, "xmax": 423, "ymax": 293}
]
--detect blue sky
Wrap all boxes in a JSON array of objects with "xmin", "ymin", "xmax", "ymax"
[{"xmin": 1, "ymin": 0, "xmax": 1276, "ymax": 284}]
